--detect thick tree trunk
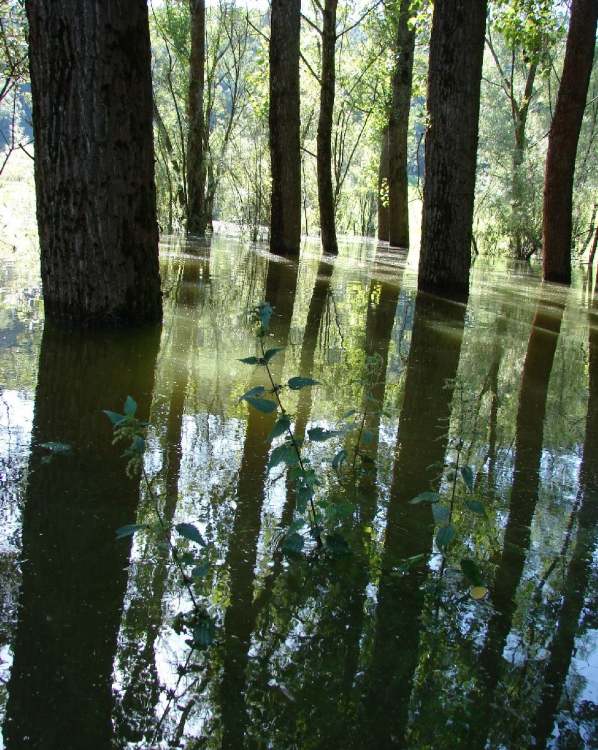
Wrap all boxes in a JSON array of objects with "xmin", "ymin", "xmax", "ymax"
[
  {"xmin": 418, "ymin": 0, "xmax": 487, "ymax": 297},
  {"xmin": 317, "ymin": 0, "xmax": 339, "ymax": 256},
  {"xmin": 186, "ymin": 0, "xmax": 207, "ymax": 236},
  {"xmin": 388, "ymin": 0, "xmax": 415, "ymax": 249},
  {"xmin": 25, "ymin": 0, "xmax": 162, "ymax": 325},
  {"xmin": 377, "ymin": 126, "xmax": 390, "ymax": 241},
  {"xmin": 269, "ymin": 0, "xmax": 301, "ymax": 256},
  {"xmin": 543, "ymin": 0, "xmax": 598, "ymax": 284}
]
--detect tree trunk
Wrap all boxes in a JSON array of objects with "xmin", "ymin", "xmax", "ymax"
[
  {"xmin": 269, "ymin": 0, "xmax": 301, "ymax": 256},
  {"xmin": 543, "ymin": 0, "xmax": 598, "ymax": 284},
  {"xmin": 418, "ymin": 0, "xmax": 487, "ymax": 297},
  {"xmin": 388, "ymin": 0, "xmax": 415, "ymax": 249},
  {"xmin": 377, "ymin": 125, "xmax": 390, "ymax": 241},
  {"xmin": 25, "ymin": 0, "xmax": 162, "ymax": 325},
  {"xmin": 317, "ymin": 0, "xmax": 339, "ymax": 256},
  {"xmin": 186, "ymin": 0, "xmax": 207, "ymax": 236}
]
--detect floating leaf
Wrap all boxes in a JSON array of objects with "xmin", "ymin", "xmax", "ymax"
[
  {"xmin": 432, "ymin": 504, "xmax": 450, "ymax": 524},
  {"xmin": 124, "ymin": 395, "xmax": 137, "ymax": 417},
  {"xmin": 332, "ymin": 448, "xmax": 348, "ymax": 471},
  {"xmin": 282, "ymin": 532, "xmax": 304, "ymax": 556},
  {"xmin": 469, "ymin": 586, "xmax": 489, "ymax": 601},
  {"xmin": 436, "ymin": 523, "xmax": 456, "ymax": 550},
  {"xmin": 240, "ymin": 386, "xmax": 266, "ymax": 401},
  {"xmin": 175, "ymin": 523, "xmax": 206, "ymax": 546},
  {"xmin": 193, "ymin": 617, "xmax": 215, "ymax": 648},
  {"xmin": 308, "ymin": 426, "xmax": 338, "ymax": 442},
  {"xmin": 269, "ymin": 414, "xmax": 291, "ymax": 440},
  {"xmin": 465, "ymin": 499, "xmax": 486, "ymax": 516},
  {"xmin": 460, "ymin": 465, "xmax": 474, "ymax": 492},
  {"xmin": 103, "ymin": 410, "xmax": 126, "ymax": 426},
  {"xmin": 409, "ymin": 491, "xmax": 440, "ymax": 505},
  {"xmin": 192, "ymin": 561, "xmax": 210, "ymax": 579},
  {"xmin": 243, "ymin": 396, "xmax": 277, "ymax": 414},
  {"xmin": 263, "ymin": 347, "xmax": 284, "ymax": 363},
  {"xmin": 116, "ymin": 523, "xmax": 145, "ymax": 539},
  {"xmin": 287, "ymin": 376, "xmax": 320, "ymax": 390},
  {"xmin": 239, "ymin": 355, "xmax": 261, "ymax": 365},
  {"xmin": 460, "ymin": 558, "xmax": 483, "ymax": 587},
  {"xmin": 269, "ymin": 442, "xmax": 299, "ymax": 470}
]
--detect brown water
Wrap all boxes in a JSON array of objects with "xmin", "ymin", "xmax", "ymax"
[{"xmin": 0, "ymin": 237, "xmax": 596, "ymax": 749}]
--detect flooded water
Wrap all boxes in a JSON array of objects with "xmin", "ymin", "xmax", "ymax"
[{"xmin": 1, "ymin": 237, "xmax": 597, "ymax": 749}]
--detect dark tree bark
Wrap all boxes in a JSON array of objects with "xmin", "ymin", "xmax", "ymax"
[
  {"xmin": 388, "ymin": 0, "xmax": 415, "ymax": 249},
  {"xmin": 186, "ymin": 0, "xmax": 208, "ymax": 236},
  {"xmin": 317, "ymin": 0, "xmax": 339, "ymax": 256},
  {"xmin": 269, "ymin": 0, "xmax": 301, "ymax": 256},
  {"xmin": 377, "ymin": 125, "xmax": 390, "ymax": 241},
  {"xmin": 25, "ymin": 0, "xmax": 162, "ymax": 325},
  {"xmin": 418, "ymin": 0, "xmax": 487, "ymax": 297},
  {"xmin": 543, "ymin": 0, "xmax": 598, "ymax": 284}
]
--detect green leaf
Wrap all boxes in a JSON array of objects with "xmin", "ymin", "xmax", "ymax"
[
  {"xmin": 175, "ymin": 523, "xmax": 206, "ymax": 546},
  {"xmin": 287, "ymin": 376, "xmax": 320, "ymax": 390},
  {"xmin": 240, "ymin": 386, "xmax": 266, "ymax": 401},
  {"xmin": 325, "ymin": 532, "xmax": 350, "ymax": 558},
  {"xmin": 257, "ymin": 302, "xmax": 273, "ymax": 332},
  {"xmin": 460, "ymin": 558, "xmax": 483, "ymax": 587},
  {"xmin": 394, "ymin": 553, "xmax": 426, "ymax": 574},
  {"xmin": 308, "ymin": 426, "xmax": 338, "ymax": 442},
  {"xmin": 465, "ymin": 499, "xmax": 486, "ymax": 515},
  {"xmin": 269, "ymin": 414, "xmax": 291, "ymax": 440},
  {"xmin": 192, "ymin": 561, "xmax": 210, "ymax": 579},
  {"xmin": 332, "ymin": 448, "xmax": 348, "ymax": 471},
  {"xmin": 436, "ymin": 523, "xmax": 456, "ymax": 550},
  {"xmin": 124, "ymin": 395, "xmax": 137, "ymax": 417},
  {"xmin": 103, "ymin": 410, "xmax": 126, "ymax": 426},
  {"xmin": 193, "ymin": 616, "xmax": 215, "ymax": 648},
  {"xmin": 288, "ymin": 518, "xmax": 307, "ymax": 534},
  {"xmin": 296, "ymin": 484, "xmax": 314, "ymax": 512},
  {"xmin": 243, "ymin": 396, "xmax": 277, "ymax": 413},
  {"xmin": 269, "ymin": 442, "xmax": 299, "ymax": 470},
  {"xmin": 282, "ymin": 531, "xmax": 304, "ymax": 556},
  {"xmin": 263, "ymin": 347, "xmax": 284, "ymax": 363},
  {"xmin": 40, "ymin": 442, "xmax": 72, "ymax": 455},
  {"xmin": 239, "ymin": 356, "xmax": 261, "ymax": 365},
  {"xmin": 409, "ymin": 491, "xmax": 440, "ymax": 505},
  {"xmin": 432, "ymin": 504, "xmax": 450, "ymax": 524},
  {"xmin": 460, "ymin": 465, "xmax": 474, "ymax": 492},
  {"xmin": 116, "ymin": 523, "xmax": 145, "ymax": 539}
]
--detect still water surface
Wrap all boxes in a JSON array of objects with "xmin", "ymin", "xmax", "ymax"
[{"xmin": 0, "ymin": 237, "xmax": 597, "ymax": 749}]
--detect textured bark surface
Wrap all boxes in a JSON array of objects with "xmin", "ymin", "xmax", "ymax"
[
  {"xmin": 543, "ymin": 0, "xmax": 598, "ymax": 284},
  {"xmin": 26, "ymin": 0, "xmax": 162, "ymax": 325},
  {"xmin": 317, "ymin": 0, "xmax": 338, "ymax": 255},
  {"xmin": 269, "ymin": 0, "xmax": 301, "ymax": 256},
  {"xmin": 388, "ymin": 0, "xmax": 415, "ymax": 249},
  {"xmin": 418, "ymin": 0, "xmax": 487, "ymax": 297},
  {"xmin": 186, "ymin": 0, "xmax": 207, "ymax": 235},
  {"xmin": 377, "ymin": 126, "xmax": 390, "ymax": 241}
]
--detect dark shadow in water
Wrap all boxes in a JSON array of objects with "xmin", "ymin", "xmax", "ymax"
[
  {"xmin": 219, "ymin": 257, "xmax": 299, "ymax": 750},
  {"xmin": 3, "ymin": 323, "xmax": 160, "ymax": 750},
  {"xmin": 469, "ymin": 292, "xmax": 565, "ymax": 749},
  {"xmin": 533, "ymin": 299, "xmax": 598, "ymax": 750},
  {"xmin": 359, "ymin": 291, "xmax": 467, "ymax": 749},
  {"xmin": 115, "ymin": 248, "xmax": 210, "ymax": 744}
]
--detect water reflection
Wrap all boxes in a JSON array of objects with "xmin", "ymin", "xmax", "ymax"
[{"xmin": 0, "ymin": 240, "xmax": 597, "ymax": 749}]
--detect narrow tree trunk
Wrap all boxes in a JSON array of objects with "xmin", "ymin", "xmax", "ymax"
[
  {"xmin": 418, "ymin": 0, "xmax": 487, "ymax": 297},
  {"xmin": 543, "ymin": 0, "xmax": 598, "ymax": 284},
  {"xmin": 377, "ymin": 126, "xmax": 390, "ymax": 241},
  {"xmin": 186, "ymin": 0, "xmax": 207, "ymax": 236},
  {"xmin": 25, "ymin": 0, "xmax": 162, "ymax": 325},
  {"xmin": 269, "ymin": 0, "xmax": 301, "ymax": 256},
  {"xmin": 317, "ymin": 0, "xmax": 339, "ymax": 256},
  {"xmin": 388, "ymin": 0, "xmax": 415, "ymax": 249}
]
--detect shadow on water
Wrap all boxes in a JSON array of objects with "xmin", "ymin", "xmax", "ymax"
[
  {"xmin": 1, "ymin": 240, "xmax": 597, "ymax": 749},
  {"xmin": 3, "ymin": 323, "xmax": 160, "ymax": 750}
]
